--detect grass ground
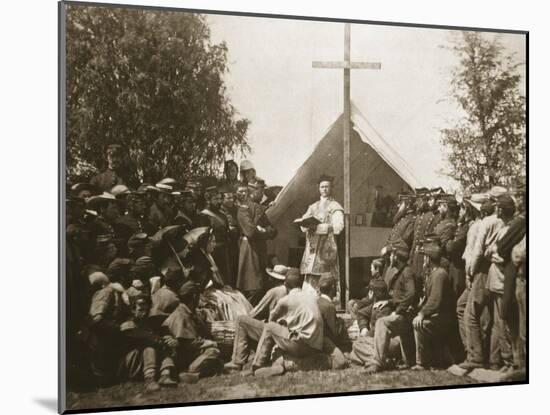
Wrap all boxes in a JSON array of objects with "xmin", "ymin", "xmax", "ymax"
[{"xmin": 66, "ymin": 366, "xmax": 484, "ymax": 411}]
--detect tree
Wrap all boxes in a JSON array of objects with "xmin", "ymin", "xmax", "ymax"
[
  {"xmin": 440, "ymin": 32, "xmax": 526, "ymax": 191},
  {"xmin": 65, "ymin": 5, "xmax": 250, "ymax": 187}
]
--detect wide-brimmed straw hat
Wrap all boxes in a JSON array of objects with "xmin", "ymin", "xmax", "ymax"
[{"xmin": 266, "ymin": 264, "xmax": 289, "ymax": 280}]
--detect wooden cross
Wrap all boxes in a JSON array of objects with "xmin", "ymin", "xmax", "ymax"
[{"xmin": 312, "ymin": 23, "xmax": 381, "ymax": 310}]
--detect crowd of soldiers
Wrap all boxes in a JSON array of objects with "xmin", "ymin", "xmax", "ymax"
[
  {"xmin": 66, "ymin": 145, "xmax": 282, "ymax": 391},
  {"xmin": 65, "ymin": 143, "xmax": 526, "ymax": 393},
  {"xmin": 344, "ymin": 186, "xmax": 527, "ymax": 376}
]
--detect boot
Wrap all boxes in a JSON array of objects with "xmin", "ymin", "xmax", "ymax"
[{"xmin": 144, "ymin": 375, "xmax": 160, "ymax": 392}]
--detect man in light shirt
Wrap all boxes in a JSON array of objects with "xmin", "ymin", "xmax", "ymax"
[{"xmin": 250, "ymin": 269, "xmax": 324, "ymax": 376}]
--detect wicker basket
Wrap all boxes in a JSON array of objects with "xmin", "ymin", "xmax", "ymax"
[{"xmin": 207, "ymin": 320, "xmax": 236, "ymax": 359}]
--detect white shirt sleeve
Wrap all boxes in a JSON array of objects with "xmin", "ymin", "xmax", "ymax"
[{"xmin": 332, "ymin": 210, "xmax": 345, "ymax": 235}]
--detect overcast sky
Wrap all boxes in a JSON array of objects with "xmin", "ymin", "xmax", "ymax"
[{"xmin": 206, "ymin": 14, "xmax": 526, "ymax": 190}]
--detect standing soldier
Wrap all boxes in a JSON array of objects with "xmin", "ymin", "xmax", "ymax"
[
  {"xmin": 90, "ymin": 144, "xmax": 126, "ymax": 192},
  {"xmin": 432, "ymin": 195, "xmax": 459, "ymax": 268},
  {"xmin": 236, "ymin": 180, "xmax": 277, "ymax": 304},
  {"xmin": 115, "ymin": 191, "xmax": 156, "ymax": 242},
  {"xmin": 149, "ymin": 183, "xmax": 176, "ymax": 230},
  {"xmin": 174, "ymin": 190, "xmax": 199, "ymax": 231},
  {"xmin": 385, "ymin": 194, "xmax": 416, "ymax": 250},
  {"xmin": 220, "ymin": 187, "xmax": 240, "ymax": 288},
  {"xmin": 199, "ymin": 187, "xmax": 231, "ymax": 286},
  {"xmin": 410, "ymin": 192, "xmax": 438, "ymax": 285}
]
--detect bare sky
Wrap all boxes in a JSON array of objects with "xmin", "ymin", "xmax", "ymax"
[{"xmin": 207, "ymin": 14, "xmax": 526, "ymax": 190}]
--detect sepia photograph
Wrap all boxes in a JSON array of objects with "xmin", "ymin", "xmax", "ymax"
[{"xmin": 59, "ymin": 1, "xmax": 527, "ymax": 412}]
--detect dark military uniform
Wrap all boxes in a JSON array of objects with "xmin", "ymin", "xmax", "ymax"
[
  {"xmin": 386, "ymin": 211, "xmax": 416, "ymax": 249},
  {"xmin": 115, "ymin": 214, "xmax": 157, "ymax": 240},
  {"xmin": 173, "ymin": 211, "xmax": 196, "ymax": 232},
  {"xmin": 149, "ymin": 203, "xmax": 173, "ymax": 230},
  {"xmin": 446, "ymin": 220, "xmax": 468, "ymax": 299},
  {"xmin": 221, "ymin": 205, "xmax": 240, "ymax": 288},
  {"xmin": 90, "ymin": 169, "xmax": 125, "ymax": 193},
  {"xmin": 236, "ymin": 199, "xmax": 277, "ymax": 303},
  {"xmin": 410, "ymin": 211, "xmax": 438, "ymax": 278},
  {"xmin": 199, "ymin": 208, "xmax": 231, "ymax": 286},
  {"xmin": 433, "ymin": 217, "xmax": 457, "ymax": 260}
]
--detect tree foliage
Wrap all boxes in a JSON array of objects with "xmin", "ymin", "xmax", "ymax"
[
  {"xmin": 440, "ymin": 32, "xmax": 526, "ymax": 191},
  {"xmin": 65, "ymin": 5, "xmax": 250, "ymax": 186}
]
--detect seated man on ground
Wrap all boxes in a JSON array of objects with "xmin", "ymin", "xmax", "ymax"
[
  {"xmin": 162, "ymin": 281, "xmax": 224, "ymax": 383},
  {"xmin": 348, "ymin": 272, "xmax": 394, "ymax": 366},
  {"xmin": 348, "ymin": 258, "xmax": 386, "ymax": 328},
  {"xmin": 248, "ymin": 270, "xmax": 324, "ymax": 377},
  {"xmin": 150, "ymin": 268, "xmax": 185, "ymax": 316},
  {"xmin": 118, "ymin": 294, "xmax": 178, "ymax": 391},
  {"xmin": 279, "ymin": 273, "xmax": 350, "ymax": 374},
  {"xmin": 363, "ymin": 243, "xmax": 418, "ymax": 373},
  {"xmin": 412, "ymin": 243, "xmax": 456, "ymax": 370},
  {"xmin": 85, "ymin": 271, "xmax": 129, "ymax": 386},
  {"xmin": 223, "ymin": 266, "xmax": 293, "ymax": 373}
]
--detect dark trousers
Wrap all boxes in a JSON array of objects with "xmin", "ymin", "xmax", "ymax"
[
  {"xmin": 515, "ymin": 278, "xmax": 527, "ymax": 368},
  {"xmin": 372, "ymin": 313, "xmax": 415, "ymax": 367},
  {"xmin": 118, "ymin": 346, "xmax": 175, "ymax": 380},
  {"xmin": 464, "ymin": 272, "xmax": 494, "ymax": 364},
  {"xmin": 489, "ymin": 291, "xmax": 513, "ymax": 367},
  {"xmin": 413, "ymin": 315, "xmax": 454, "ymax": 367}
]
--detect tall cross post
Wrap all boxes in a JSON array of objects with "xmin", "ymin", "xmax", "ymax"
[{"xmin": 313, "ymin": 23, "xmax": 381, "ymax": 310}]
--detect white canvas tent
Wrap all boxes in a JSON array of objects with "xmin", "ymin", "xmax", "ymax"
[{"xmin": 266, "ymin": 104, "xmax": 423, "ymax": 267}]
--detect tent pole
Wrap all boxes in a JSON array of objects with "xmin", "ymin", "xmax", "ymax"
[{"xmin": 343, "ymin": 23, "xmax": 351, "ymax": 311}]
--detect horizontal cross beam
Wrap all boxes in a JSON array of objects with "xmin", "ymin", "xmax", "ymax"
[{"xmin": 312, "ymin": 61, "xmax": 381, "ymax": 70}]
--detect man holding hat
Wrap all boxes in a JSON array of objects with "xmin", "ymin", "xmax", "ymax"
[
  {"xmin": 236, "ymin": 179, "xmax": 277, "ymax": 304},
  {"xmin": 90, "ymin": 144, "xmax": 126, "ymax": 192},
  {"xmin": 364, "ymin": 242, "xmax": 417, "ymax": 373},
  {"xmin": 412, "ymin": 242, "xmax": 456, "ymax": 370}
]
